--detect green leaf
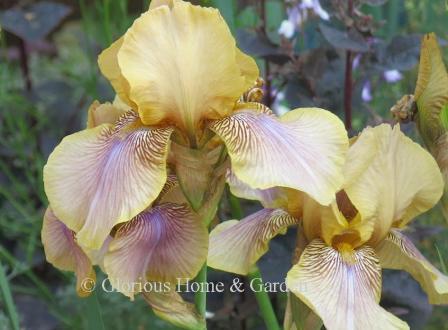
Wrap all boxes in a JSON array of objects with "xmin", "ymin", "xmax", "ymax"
[
  {"xmin": 83, "ymin": 290, "xmax": 105, "ymax": 330},
  {"xmin": 236, "ymin": 6, "xmax": 259, "ymax": 29},
  {"xmin": 360, "ymin": 0, "xmax": 388, "ymax": 6},
  {"xmin": 0, "ymin": 262, "xmax": 20, "ymax": 330},
  {"xmin": 435, "ymin": 244, "xmax": 447, "ymax": 274},
  {"xmin": 210, "ymin": 0, "xmax": 235, "ymax": 32},
  {"xmin": 266, "ymin": 0, "xmax": 284, "ymax": 31}
]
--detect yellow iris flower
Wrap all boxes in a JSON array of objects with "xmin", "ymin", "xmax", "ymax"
[
  {"xmin": 392, "ymin": 33, "xmax": 448, "ymax": 219},
  {"xmin": 209, "ymin": 124, "xmax": 448, "ymax": 330},
  {"xmin": 41, "ymin": 0, "xmax": 348, "ymax": 324}
]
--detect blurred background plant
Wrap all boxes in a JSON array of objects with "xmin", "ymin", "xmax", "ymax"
[{"xmin": 0, "ymin": 0, "xmax": 447, "ymax": 329}]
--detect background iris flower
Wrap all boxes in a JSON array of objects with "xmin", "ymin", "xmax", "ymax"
[
  {"xmin": 392, "ymin": 33, "xmax": 448, "ymax": 221},
  {"xmin": 209, "ymin": 124, "xmax": 448, "ymax": 330}
]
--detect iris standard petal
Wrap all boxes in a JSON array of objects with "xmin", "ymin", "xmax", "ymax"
[
  {"xmin": 104, "ymin": 203, "xmax": 208, "ymax": 299},
  {"xmin": 304, "ymin": 190, "xmax": 374, "ymax": 249},
  {"xmin": 44, "ymin": 111, "xmax": 173, "ymax": 249},
  {"xmin": 210, "ymin": 104, "xmax": 348, "ymax": 206},
  {"xmin": 143, "ymin": 289, "xmax": 205, "ymax": 330},
  {"xmin": 98, "ymin": 37, "xmax": 134, "ymax": 107},
  {"xmin": 286, "ymin": 239, "xmax": 409, "ymax": 330},
  {"xmin": 375, "ymin": 229, "xmax": 448, "ymax": 305},
  {"xmin": 208, "ymin": 208, "xmax": 298, "ymax": 275},
  {"xmin": 117, "ymin": 0, "xmax": 257, "ymax": 132},
  {"xmin": 41, "ymin": 208, "xmax": 94, "ymax": 297},
  {"xmin": 86, "ymin": 100, "xmax": 127, "ymax": 128},
  {"xmin": 319, "ymin": 201, "xmax": 374, "ymax": 249},
  {"xmin": 344, "ymin": 124, "xmax": 444, "ymax": 245},
  {"xmin": 148, "ymin": 0, "xmax": 178, "ymax": 10},
  {"xmin": 235, "ymin": 49, "xmax": 259, "ymax": 87}
]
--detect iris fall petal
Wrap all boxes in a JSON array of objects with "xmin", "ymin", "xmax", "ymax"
[
  {"xmin": 44, "ymin": 111, "xmax": 173, "ymax": 249},
  {"xmin": 143, "ymin": 288, "xmax": 205, "ymax": 330},
  {"xmin": 208, "ymin": 208, "xmax": 298, "ymax": 275},
  {"xmin": 41, "ymin": 208, "xmax": 94, "ymax": 297},
  {"xmin": 375, "ymin": 229, "xmax": 448, "ymax": 305},
  {"xmin": 210, "ymin": 104, "xmax": 347, "ymax": 206},
  {"xmin": 104, "ymin": 203, "xmax": 208, "ymax": 299},
  {"xmin": 286, "ymin": 239, "xmax": 409, "ymax": 330}
]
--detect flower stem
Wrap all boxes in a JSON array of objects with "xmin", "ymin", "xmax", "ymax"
[
  {"xmin": 228, "ymin": 192, "xmax": 281, "ymax": 330},
  {"xmin": 194, "ymin": 263, "xmax": 208, "ymax": 319},
  {"xmin": 249, "ymin": 268, "xmax": 281, "ymax": 330}
]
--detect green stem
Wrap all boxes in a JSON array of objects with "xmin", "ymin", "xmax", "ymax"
[
  {"xmin": 102, "ymin": 0, "xmax": 112, "ymax": 46},
  {"xmin": 249, "ymin": 268, "xmax": 281, "ymax": 330},
  {"xmin": 387, "ymin": 0, "xmax": 400, "ymax": 40},
  {"xmin": 229, "ymin": 193, "xmax": 244, "ymax": 219},
  {"xmin": 194, "ymin": 263, "xmax": 208, "ymax": 318},
  {"xmin": 228, "ymin": 193, "xmax": 281, "ymax": 329}
]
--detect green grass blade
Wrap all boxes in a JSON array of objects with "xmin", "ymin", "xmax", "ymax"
[
  {"xmin": 0, "ymin": 262, "xmax": 20, "ymax": 330},
  {"xmin": 435, "ymin": 244, "xmax": 448, "ymax": 274}
]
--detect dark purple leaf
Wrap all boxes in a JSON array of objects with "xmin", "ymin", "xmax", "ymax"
[
  {"xmin": 0, "ymin": 2, "xmax": 71, "ymax": 41},
  {"xmin": 319, "ymin": 23, "xmax": 369, "ymax": 52}
]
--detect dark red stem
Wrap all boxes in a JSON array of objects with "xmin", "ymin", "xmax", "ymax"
[
  {"xmin": 343, "ymin": 0, "xmax": 354, "ymax": 131},
  {"xmin": 260, "ymin": 0, "xmax": 272, "ymax": 107},
  {"xmin": 18, "ymin": 38, "xmax": 32, "ymax": 91},
  {"xmin": 344, "ymin": 51, "xmax": 353, "ymax": 131}
]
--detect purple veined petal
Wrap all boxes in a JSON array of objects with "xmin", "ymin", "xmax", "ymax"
[
  {"xmin": 104, "ymin": 203, "xmax": 208, "ymax": 299},
  {"xmin": 286, "ymin": 239, "xmax": 409, "ymax": 330},
  {"xmin": 41, "ymin": 208, "xmax": 95, "ymax": 297},
  {"xmin": 362, "ymin": 80, "xmax": 373, "ymax": 102},
  {"xmin": 375, "ymin": 230, "xmax": 448, "ymax": 305},
  {"xmin": 208, "ymin": 208, "xmax": 299, "ymax": 275},
  {"xmin": 383, "ymin": 69, "xmax": 403, "ymax": 83},
  {"xmin": 209, "ymin": 104, "xmax": 348, "ymax": 206},
  {"xmin": 44, "ymin": 111, "xmax": 173, "ymax": 249}
]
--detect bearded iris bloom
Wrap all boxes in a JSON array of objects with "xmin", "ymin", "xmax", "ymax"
[
  {"xmin": 43, "ymin": 0, "xmax": 347, "ymax": 251},
  {"xmin": 209, "ymin": 124, "xmax": 448, "ymax": 329},
  {"xmin": 41, "ymin": 0, "xmax": 348, "ymax": 319}
]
